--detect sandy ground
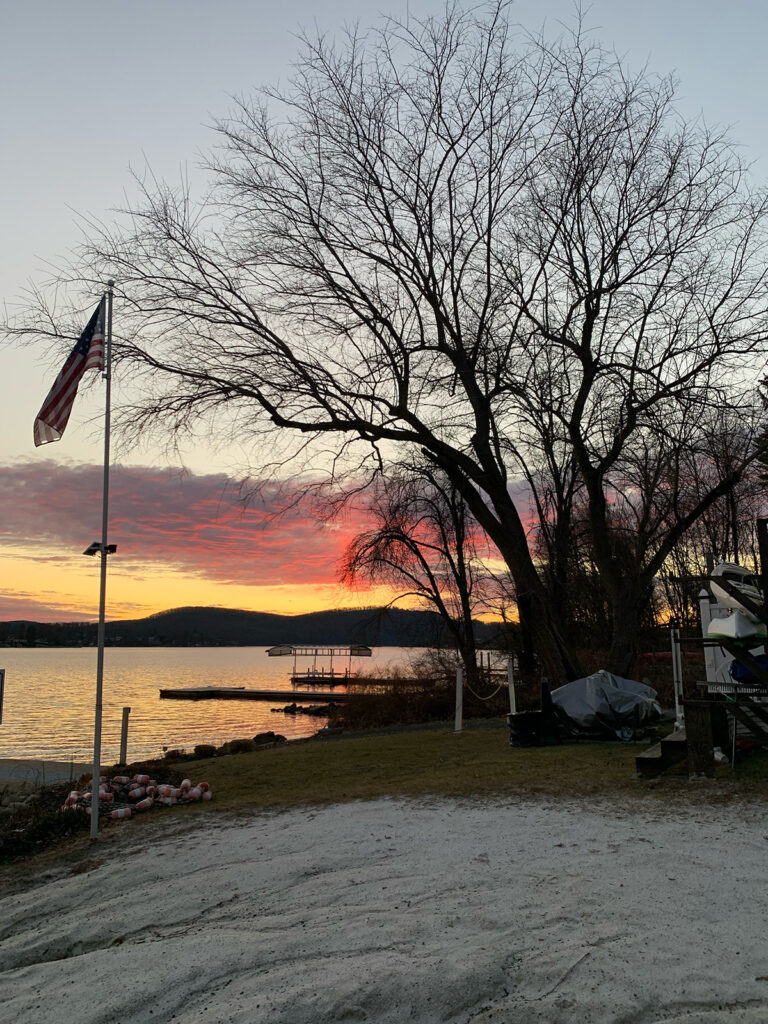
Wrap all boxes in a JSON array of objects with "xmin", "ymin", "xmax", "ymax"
[
  {"xmin": 0, "ymin": 758, "xmax": 87, "ymax": 791},
  {"xmin": 1, "ymin": 795, "xmax": 768, "ymax": 1023}
]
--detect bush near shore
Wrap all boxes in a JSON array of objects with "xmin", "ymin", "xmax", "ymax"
[{"xmin": 332, "ymin": 643, "xmax": 695, "ymax": 730}]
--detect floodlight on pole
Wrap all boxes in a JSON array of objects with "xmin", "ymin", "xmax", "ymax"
[{"xmin": 83, "ymin": 542, "xmax": 117, "ymax": 557}]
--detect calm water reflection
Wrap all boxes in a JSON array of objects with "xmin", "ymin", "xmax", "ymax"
[{"xmin": 0, "ymin": 646, "xmax": 414, "ymax": 763}]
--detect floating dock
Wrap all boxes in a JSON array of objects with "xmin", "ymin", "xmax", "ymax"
[{"xmin": 159, "ymin": 687, "xmax": 352, "ymax": 702}]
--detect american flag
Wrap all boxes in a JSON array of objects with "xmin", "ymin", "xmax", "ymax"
[{"xmin": 33, "ymin": 298, "xmax": 106, "ymax": 446}]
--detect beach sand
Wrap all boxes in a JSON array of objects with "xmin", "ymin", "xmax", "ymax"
[
  {"xmin": 0, "ymin": 758, "xmax": 87, "ymax": 792},
  {"xmin": 1, "ymin": 795, "xmax": 768, "ymax": 1023}
]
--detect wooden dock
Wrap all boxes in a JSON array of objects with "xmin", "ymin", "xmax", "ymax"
[
  {"xmin": 159, "ymin": 686, "xmax": 352, "ymax": 703},
  {"xmin": 290, "ymin": 671, "xmax": 350, "ymax": 685}
]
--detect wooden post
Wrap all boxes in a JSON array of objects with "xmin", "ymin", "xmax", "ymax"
[
  {"xmin": 454, "ymin": 665, "xmax": 463, "ymax": 733},
  {"xmin": 710, "ymin": 695, "xmax": 730, "ymax": 756},
  {"xmin": 119, "ymin": 706, "xmax": 131, "ymax": 766},
  {"xmin": 757, "ymin": 518, "xmax": 768, "ymax": 622},
  {"xmin": 684, "ymin": 700, "xmax": 715, "ymax": 778}
]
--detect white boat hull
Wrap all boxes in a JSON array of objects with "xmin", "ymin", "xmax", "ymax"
[{"xmin": 707, "ymin": 610, "xmax": 767, "ymax": 641}]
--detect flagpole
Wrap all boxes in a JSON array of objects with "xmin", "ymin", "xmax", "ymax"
[{"xmin": 90, "ymin": 280, "xmax": 114, "ymax": 840}]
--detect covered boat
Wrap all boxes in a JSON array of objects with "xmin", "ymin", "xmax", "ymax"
[{"xmin": 550, "ymin": 670, "xmax": 662, "ymax": 741}]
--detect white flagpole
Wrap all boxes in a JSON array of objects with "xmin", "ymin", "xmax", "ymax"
[{"xmin": 90, "ymin": 280, "xmax": 114, "ymax": 840}]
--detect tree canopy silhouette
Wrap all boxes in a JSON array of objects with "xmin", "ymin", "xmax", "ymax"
[{"xmin": 13, "ymin": 2, "xmax": 768, "ymax": 679}]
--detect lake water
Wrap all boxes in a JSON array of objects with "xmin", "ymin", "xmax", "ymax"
[{"xmin": 0, "ymin": 646, "xmax": 416, "ymax": 764}]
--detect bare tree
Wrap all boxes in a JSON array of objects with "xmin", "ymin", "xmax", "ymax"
[
  {"xmin": 9, "ymin": 3, "xmax": 768, "ymax": 679},
  {"xmin": 485, "ymin": 21, "xmax": 768, "ymax": 670},
  {"xmin": 341, "ymin": 468, "xmax": 495, "ymax": 686}
]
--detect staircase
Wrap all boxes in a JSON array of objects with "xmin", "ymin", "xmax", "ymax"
[
  {"xmin": 726, "ymin": 696, "xmax": 768, "ymax": 746},
  {"xmin": 635, "ymin": 728, "xmax": 688, "ymax": 779}
]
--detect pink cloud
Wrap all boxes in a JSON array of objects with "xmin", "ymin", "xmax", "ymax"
[
  {"xmin": 0, "ymin": 590, "xmax": 155, "ymax": 623},
  {"xmin": 0, "ymin": 592, "xmax": 95, "ymax": 622},
  {"xmin": 0, "ymin": 461, "xmax": 368, "ymax": 588}
]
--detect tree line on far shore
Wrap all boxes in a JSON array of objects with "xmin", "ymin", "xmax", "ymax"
[{"xmin": 0, "ymin": 605, "xmax": 502, "ymax": 650}]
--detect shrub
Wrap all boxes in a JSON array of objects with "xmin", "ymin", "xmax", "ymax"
[
  {"xmin": 193, "ymin": 744, "xmax": 218, "ymax": 759},
  {"xmin": 253, "ymin": 732, "xmax": 287, "ymax": 745},
  {"xmin": 223, "ymin": 738, "xmax": 257, "ymax": 754},
  {"xmin": 0, "ymin": 798, "xmax": 90, "ymax": 863}
]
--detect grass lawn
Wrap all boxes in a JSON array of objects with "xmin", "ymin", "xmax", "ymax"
[
  {"xmin": 3, "ymin": 721, "xmax": 768, "ymax": 885},
  {"xmin": 169, "ymin": 721, "xmax": 768, "ymax": 818}
]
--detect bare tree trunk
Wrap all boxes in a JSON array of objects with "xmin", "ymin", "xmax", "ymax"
[
  {"xmin": 503, "ymin": 559, "xmax": 580, "ymax": 683},
  {"xmin": 606, "ymin": 594, "xmax": 649, "ymax": 678},
  {"xmin": 450, "ymin": 470, "xmax": 581, "ymax": 684}
]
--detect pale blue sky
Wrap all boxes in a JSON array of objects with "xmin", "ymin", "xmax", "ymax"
[{"xmin": 2, "ymin": 0, "xmax": 767, "ymax": 470}]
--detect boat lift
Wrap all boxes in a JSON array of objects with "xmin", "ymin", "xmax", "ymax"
[
  {"xmin": 266, "ymin": 644, "xmax": 373, "ymax": 685},
  {"xmin": 646, "ymin": 524, "xmax": 768, "ymax": 777}
]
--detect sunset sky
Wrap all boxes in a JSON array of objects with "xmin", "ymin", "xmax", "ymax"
[{"xmin": 3, "ymin": 0, "xmax": 768, "ymax": 622}]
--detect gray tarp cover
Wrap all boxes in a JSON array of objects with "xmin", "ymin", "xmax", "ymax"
[{"xmin": 550, "ymin": 670, "xmax": 662, "ymax": 736}]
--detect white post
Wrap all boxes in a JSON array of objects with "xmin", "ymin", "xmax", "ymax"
[
  {"xmin": 454, "ymin": 664, "xmax": 463, "ymax": 733},
  {"xmin": 90, "ymin": 282, "xmax": 114, "ymax": 840},
  {"xmin": 507, "ymin": 658, "xmax": 516, "ymax": 715},
  {"xmin": 670, "ymin": 625, "xmax": 684, "ymax": 731}
]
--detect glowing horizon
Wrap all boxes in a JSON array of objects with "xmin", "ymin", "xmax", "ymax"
[
  {"xmin": 0, "ymin": 461, "xmax": 399, "ymax": 623},
  {"xmin": 0, "ymin": 545, "xmax": 400, "ymax": 623}
]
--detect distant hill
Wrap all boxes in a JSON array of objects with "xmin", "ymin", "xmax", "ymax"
[{"xmin": 0, "ymin": 605, "xmax": 507, "ymax": 649}]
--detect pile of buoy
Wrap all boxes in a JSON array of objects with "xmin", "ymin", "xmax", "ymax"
[{"xmin": 62, "ymin": 774, "xmax": 212, "ymax": 820}]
